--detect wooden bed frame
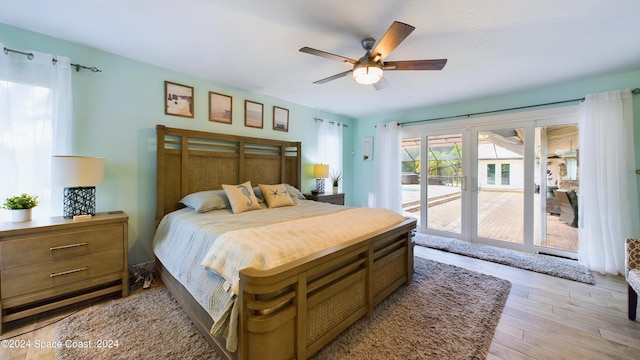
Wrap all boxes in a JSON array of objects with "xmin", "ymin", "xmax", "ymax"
[{"xmin": 155, "ymin": 125, "xmax": 417, "ymax": 360}]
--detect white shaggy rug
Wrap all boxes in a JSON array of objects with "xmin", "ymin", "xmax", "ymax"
[
  {"xmin": 56, "ymin": 257, "xmax": 511, "ymax": 359},
  {"xmin": 414, "ymin": 232, "xmax": 595, "ymax": 284}
]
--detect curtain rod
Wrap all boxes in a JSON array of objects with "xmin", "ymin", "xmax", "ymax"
[
  {"xmin": 314, "ymin": 117, "xmax": 348, "ymax": 127},
  {"xmin": 400, "ymin": 88, "xmax": 640, "ymax": 127},
  {"xmin": 3, "ymin": 46, "xmax": 102, "ymax": 73}
]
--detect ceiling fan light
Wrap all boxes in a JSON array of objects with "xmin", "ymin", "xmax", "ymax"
[{"xmin": 353, "ymin": 64, "xmax": 383, "ymax": 85}]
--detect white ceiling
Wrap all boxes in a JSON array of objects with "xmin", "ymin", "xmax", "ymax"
[{"xmin": 2, "ymin": 0, "xmax": 639, "ymax": 118}]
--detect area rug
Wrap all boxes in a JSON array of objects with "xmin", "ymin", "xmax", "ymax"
[
  {"xmin": 414, "ymin": 232, "xmax": 595, "ymax": 285},
  {"xmin": 56, "ymin": 287, "xmax": 215, "ymax": 360},
  {"xmin": 310, "ymin": 257, "xmax": 511, "ymax": 360},
  {"xmin": 56, "ymin": 257, "xmax": 511, "ymax": 360}
]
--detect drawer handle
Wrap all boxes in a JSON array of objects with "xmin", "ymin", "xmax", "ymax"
[
  {"xmin": 50, "ymin": 266, "xmax": 88, "ymax": 278},
  {"xmin": 49, "ymin": 242, "xmax": 89, "ymax": 251}
]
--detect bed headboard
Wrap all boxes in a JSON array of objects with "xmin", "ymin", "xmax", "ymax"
[{"xmin": 156, "ymin": 125, "xmax": 302, "ymax": 222}]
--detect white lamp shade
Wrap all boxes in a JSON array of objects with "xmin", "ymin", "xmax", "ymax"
[
  {"xmin": 314, "ymin": 164, "xmax": 329, "ymax": 178},
  {"xmin": 52, "ymin": 156, "xmax": 105, "ymax": 187},
  {"xmin": 353, "ymin": 64, "xmax": 383, "ymax": 85}
]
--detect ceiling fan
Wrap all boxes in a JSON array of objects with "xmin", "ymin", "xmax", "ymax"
[{"xmin": 299, "ymin": 21, "xmax": 447, "ymax": 90}]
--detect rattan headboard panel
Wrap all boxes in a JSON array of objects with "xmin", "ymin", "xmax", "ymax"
[
  {"xmin": 187, "ymin": 155, "xmax": 239, "ymax": 192},
  {"xmin": 156, "ymin": 125, "xmax": 302, "ymax": 222}
]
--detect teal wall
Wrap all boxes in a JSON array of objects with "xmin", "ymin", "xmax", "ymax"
[
  {"xmin": 1, "ymin": 23, "xmax": 355, "ymax": 265},
  {"xmin": 351, "ymin": 70, "xmax": 640, "ymax": 209}
]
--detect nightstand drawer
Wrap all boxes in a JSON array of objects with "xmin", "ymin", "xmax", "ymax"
[
  {"xmin": 1, "ymin": 248, "xmax": 123, "ymax": 298},
  {"xmin": 0, "ymin": 225, "xmax": 123, "ymax": 269}
]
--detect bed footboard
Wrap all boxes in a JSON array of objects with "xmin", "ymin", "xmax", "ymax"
[{"xmin": 238, "ymin": 217, "xmax": 416, "ymax": 360}]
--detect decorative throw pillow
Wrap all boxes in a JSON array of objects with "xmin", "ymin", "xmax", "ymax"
[
  {"xmin": 259, "ymin": 183, "xmax": 295, "ymax": 208},
  {"xmin": 180, "ymin": 190, "xmax": 229, "ymax": 212},
  {"xmin": 284, "ymin": 183, "xmax": 306, "ymax": 200},
  {"xmin": 222, "ymin": 181, "xmax": 262, "ymax": 214}
]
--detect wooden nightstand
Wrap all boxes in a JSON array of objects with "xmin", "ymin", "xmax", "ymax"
[
  {"xmin": 304, "ymin": 193, "xmax": 345, "ymax": 205},
  {"xmin": 0, "ymin": 211, "xmax": 128, "ymax": 334}
]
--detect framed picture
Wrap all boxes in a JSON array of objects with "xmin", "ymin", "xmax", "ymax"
[
  {"xmin": 273, "ymin": 106, "xmax": 289, "ymax": 132},
  {"xmin": 209, "ymin": 92, "xmax": 232, "ymax": 124},
  {"xmin": 244, "ymin": 100, "xmax": 263, "ymax": 128},
  {"xmin": 165, "ymin": 81, "xmax": 194, "ymax": 118}
]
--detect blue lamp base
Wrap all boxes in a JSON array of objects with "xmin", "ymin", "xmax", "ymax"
[
  {"xmin": 315, "ymin": 178, "xmax": 325, "ymax": 194},
  {"xmin": 63, "ymin": 186, "xmax": 96, "ymax": 219}
]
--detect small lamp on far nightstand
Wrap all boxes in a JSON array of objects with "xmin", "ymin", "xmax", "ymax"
[
  {"xmin": 52, "ymin": 156, "xmax": 105, "ymax": 219},
  {"xmin": 314, "ymin": 164, "xmax": 329, "ymax": 194}
]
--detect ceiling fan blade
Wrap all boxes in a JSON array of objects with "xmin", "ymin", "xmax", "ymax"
[
  {"xmin": 384, "ymin": 59, "xmax": 447, "ymax": 71},
  {"xmin": 373, "ymin": 77, "xmax": 389, "ymax": 90},
  {"xmin": 369, "ymin": 21, "xmax": 415, "ymax": 61},
  {"xmin": 313, "ymin": 70, "xmax": 353, "ymax": 84},
  {"xmin": 299, "ymin": 47, "xmax": 357, "ymax": 64}
]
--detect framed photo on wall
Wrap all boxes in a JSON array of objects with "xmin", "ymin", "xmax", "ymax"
[
  {"xmin": 273, "ymin": 106, "xmax": 289, "ymax": 132},
  {"xmin": 245, "ymin": 100, "xmax": 263, "ymax": 128},
  {"xmin": 209, "ymin": 92, "xmax": 232, "ymax": 124},
  {"xmin": 165, "ymin": 81, "xmax": 194, "ymax": 118}
]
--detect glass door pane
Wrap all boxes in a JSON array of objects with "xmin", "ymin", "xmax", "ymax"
[
  {"xmin": 534, "ymin": 125, "xmax": 579, "ymax": 253},
  {"xmin": 425, "ymin": 133, "xmax": 463, "ymax": 235},
  {"xmin": 401, "ymin": 137, "xmax": 421, "ymax": 226},
  {"xmin": 476, "ymin": 128, "xmax": 525, "ymax": 244}
]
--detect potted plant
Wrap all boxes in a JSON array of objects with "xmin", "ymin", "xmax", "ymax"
[
  {"xmin": 330, "ymin": 171, "xmax": 342, "ymax": 194},
  {"xmin": 2, "ymin": 193, "xmax": 38, "ymax": 222}
]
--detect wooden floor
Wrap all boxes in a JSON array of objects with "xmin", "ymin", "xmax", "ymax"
[
  {"xmin": 2, "ymin": 249, "xmax": 639, "ymax": 359},
  {"xmin": 415, "ymin": 246, "xmax": 640, "ymax": 360},
  {"xmin": 404, "ymin": 188, "xmax": 579, "ymax": 253}
]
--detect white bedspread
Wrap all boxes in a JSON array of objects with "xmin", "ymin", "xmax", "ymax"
[{"xmin": 201, "ymin": 207, "xmax": 406, "ymax": 294}]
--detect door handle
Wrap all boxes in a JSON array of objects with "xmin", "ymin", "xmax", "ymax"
[{"xmin": 461, "ymin": 176, "xmax": 467, "ymax": 191}]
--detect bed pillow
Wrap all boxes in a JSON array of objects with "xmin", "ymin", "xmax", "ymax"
[
  {"xmin": 253, "ymin": 186, "xmax": 265, "ymax": 202},
  {"xmin": 259, "ymin": 183, "xmax": 295, "ymax": 208},
  {"xmin": 180, "ymin": 190, "xmax": 229, "ymax": 212},
  {"xmin": 284, "ymin": 184, "xmax": 306, "ymax": 200},
  {"xmin": 222, "ymin": 181, "xmax": 262, "ymax": 214}
]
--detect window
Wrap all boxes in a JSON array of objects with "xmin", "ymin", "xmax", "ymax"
[
  {"xmin": 317, "ymin": 119, "xmax": 343, "ymax": 192},
  {"xmin": 501, "ymin": 164, "xmax": 510, "ymax": 185},
  {"xmin": 0, "ymin": 46, "xmax": 72, "ymax": 220},
  {"xmin": 486, "ymin": 164, "xmax": 495, "ymax": 185}
]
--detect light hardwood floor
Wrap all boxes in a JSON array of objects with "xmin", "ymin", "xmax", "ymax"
[
  {"xmin": 415, "ymin": 246, "xmax": 640, "ymax": 359},
  {"xmin": 2, "ymin": 248, "xmax": 639, "ymax": 359}
]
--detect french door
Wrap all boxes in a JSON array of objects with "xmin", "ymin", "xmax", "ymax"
[
  {"xmin": 413, "ymin": 108, "xmax": 579, "ymax": 258},
  {"xmin": 471, "ymin": 124, "xmax": 531, "ymax": 251},
  {"xmin": 422, "ymin": 129, "xmax": 468, "ymax": 238}
]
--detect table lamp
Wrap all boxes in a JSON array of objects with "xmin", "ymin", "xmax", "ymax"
[
  {"xmin": 314, "ymin": 164, "xmax": 329, "ymax": 194},
  {"xmin": 51, "ymin": 156, "xmax": 105, "ymax": 219}
]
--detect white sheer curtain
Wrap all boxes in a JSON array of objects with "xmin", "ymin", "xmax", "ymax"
[
  {"xmin": 373, "ymin": 122, "xmax": 402, "ymax": 213},
  {"xmin": 0, "ymin": 43, "xmax": 72, "ymax": 220},
  {"xmin": 578, "ymin": 89, "xmax": 640, "ymax": 275},
  {"xmin": 317, "ymin": 119, "xmax": 343, "ymax": 192}
]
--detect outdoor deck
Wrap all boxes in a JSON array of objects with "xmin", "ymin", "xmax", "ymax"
[{"xmin": 402, "ymin": 185, "xmax": 578, "ymax": 253}]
